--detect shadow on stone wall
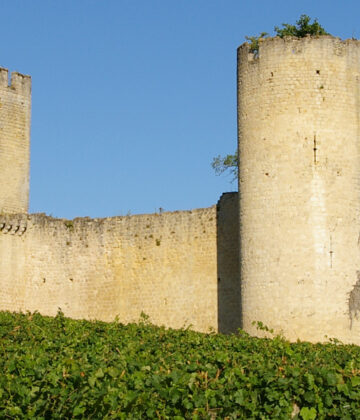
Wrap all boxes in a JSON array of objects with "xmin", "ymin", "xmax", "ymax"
[{"xmin": 216, "ymin": 192, "xmax": 242, "ymax": 333}]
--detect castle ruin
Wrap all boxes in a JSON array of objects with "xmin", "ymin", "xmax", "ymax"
[{"xmin": 1, "ymin": 36, "xmax": 360, "ymax": 344}]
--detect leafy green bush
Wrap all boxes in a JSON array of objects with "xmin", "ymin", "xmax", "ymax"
[
  {"xmin": 1, "ymin": 310, "xmax": 360, "ymax": 418},
  {"xmin": 274, "ymin": 15, "xmax": 329, "ymax": 39},
  {"xmin": 247, "ymin": 15, "xmax": 330, "ymax": 55}
]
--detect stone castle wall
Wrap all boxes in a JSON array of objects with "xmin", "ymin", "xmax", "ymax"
[
  {"xmin": 0, "ymin": 68, "xmax": 31, "ymax": 214},
  {"xmin": 0, "ymin": 193, "xmax": 239, "ymax": 333},
  {"xmin": 4, "ymin": 37, "xmax": 360, "ymax": 344},
  {"xmin": 238, "ymin": 36, "xmax": 360, "ymax": 344}
]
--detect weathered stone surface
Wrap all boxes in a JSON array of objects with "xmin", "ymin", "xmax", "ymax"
[
  {"xmin": 0, "ymin": 194, "xmax": 239, "ymax": 333},
  {"xmin": 0, "ymin": 68, "xmax": 30, "ymax": 214},
  {"xmin": 238, "ymin": 36, "xmax": 360, "ymax": 343}
]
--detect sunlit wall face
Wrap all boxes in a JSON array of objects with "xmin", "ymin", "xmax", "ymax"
[{"xmin": 238, "ymin": 37, "xmax": 360, "ymax": 344}]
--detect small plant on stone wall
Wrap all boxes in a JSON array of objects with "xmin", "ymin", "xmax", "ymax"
[
  {"xmin": 64, "ymin": 220, "xmax": 74, "ymax": 231},
  {"xmin": 138, "ymin": 311, "xmax": 151, "ymax": 325},
  {"xmin": 252, "ymin": 320, "xmax": 274, "ymax": 335},
  {"xmin": 245, "ymin": 32, "xmax": 269, "ymax": 56}
]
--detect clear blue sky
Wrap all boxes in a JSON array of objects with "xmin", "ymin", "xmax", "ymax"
[{"xmin": 1, "ymin": 1, "xmax": 358, "ymax": 218}]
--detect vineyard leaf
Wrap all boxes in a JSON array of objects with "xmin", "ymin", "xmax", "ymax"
[{"xmin": 300, "ymin": 406, "xmax": 317, "ymax": 420}]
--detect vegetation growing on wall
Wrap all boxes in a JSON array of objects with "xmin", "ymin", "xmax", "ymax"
[
  {"xmin": 274, "ymin": 15, "xmax": 330, "ymax": 39},
  {"xmin": 246, "ymin": 15, "xmax": 330, "ymax": 55},
  {"xmin": 1, "ymin": 311, "xmax": 360, "ymax": 418}
]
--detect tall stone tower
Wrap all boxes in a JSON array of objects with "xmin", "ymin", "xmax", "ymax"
[
  {"xmin": 0, "ymin": 68, "xmax": 31, "ymax": 214},
  {"xmin": 238, "ymin": 36, "xmax": 360, "ymax": 344}
]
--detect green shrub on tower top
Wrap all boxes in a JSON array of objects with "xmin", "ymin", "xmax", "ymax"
[{"xmin": 246, "ymin": 15, "xmax": 331, "ymax": 54}]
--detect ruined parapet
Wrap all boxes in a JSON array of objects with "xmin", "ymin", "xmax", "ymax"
[
  {"xmin": 0, "ymin": 68, "xmax": 31, "ymax": 214},
  {"xmin": 0, "ymin": 207, "xmax": 220, "ymax": 332},
  {"xmin": 238, "ymin": 36, "xmax": 360, "ymax": 343}
]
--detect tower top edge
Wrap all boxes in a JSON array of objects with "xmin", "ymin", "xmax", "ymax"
[
  {"xmin": 237, "ymin": 35, "xmax": 360, "ymax": 51},
  {"xmin": 0, "ymin": 67, "xmax": 31, "ymax": 96},
  {"xmin": 237, "ymin": 35, "xmax": 360, "ymax": 64}
]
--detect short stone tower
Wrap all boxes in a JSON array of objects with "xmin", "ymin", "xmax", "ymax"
[
  {"xmin": 238, "ymin": 36, "xmax": 360, "ymax": 343},
  {"xmin": 0, "ymin": 68, "xmax": 31, "ymax": 214}
]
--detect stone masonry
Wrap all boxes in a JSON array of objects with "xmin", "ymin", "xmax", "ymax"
[
  {"xmin": 238, "ymin": 36, "xmax": 360, "ymax": 344},
  {"xmin": 3, "ymin": 36, "xmax": 360, "ymax": 344},
  {"xmin": 0, "ymin": 68, "xmax": 30, "ymax": 214},
  {"xmin": 0, "ymin": 194, "xmax": 239, "ymax": 333}
]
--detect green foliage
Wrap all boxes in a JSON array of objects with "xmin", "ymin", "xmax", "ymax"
[
  {"xmin": 245, "ymin": 32, "xmax": 268, "ymax": 55},
  {"xmin": 300, "ymin": 406, "xmax": 317, "ymax": 420},
  {"xmin": 274, "ymin": 15, "xmax": 330, "ymax": 38},
  {"xmin": 1, "ymin": 310, "xmax": 360, "ymax": 418},
  {"xmin": 64, "ymin": 220, "xmax": 74, "ymax": 231},
  {"xmin": 211, "ymin": 150, "xmax": 238, "ymax": 182},
  {"xmin": 246, "ymin": 15, "xmax": 330, "ymax": 55},
  {"xmin": 252, "ymin": 320, "xmax": 274, "ymax": 335}
]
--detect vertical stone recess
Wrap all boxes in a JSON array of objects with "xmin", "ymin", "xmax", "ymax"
[
  {"xmin": 238, "ymin": 36, "xmax": 360, "ymax": 344},
  {"xmin": 0, "ymin": 68, "xmax": 31, "ymax": 214}
]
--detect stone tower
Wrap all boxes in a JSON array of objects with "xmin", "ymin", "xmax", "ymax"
[
  {"xmin": 238, "ymin": 36, "xmax": 360, "ymax": 344},
  {"xmin": 0, "ymin": 68, "xmax": 31, "ymax": 214}
]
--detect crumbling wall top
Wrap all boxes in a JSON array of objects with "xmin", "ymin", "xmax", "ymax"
[{"xmin": 237, "ymin": 35, "xmax": 360, "ymax": 63}]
